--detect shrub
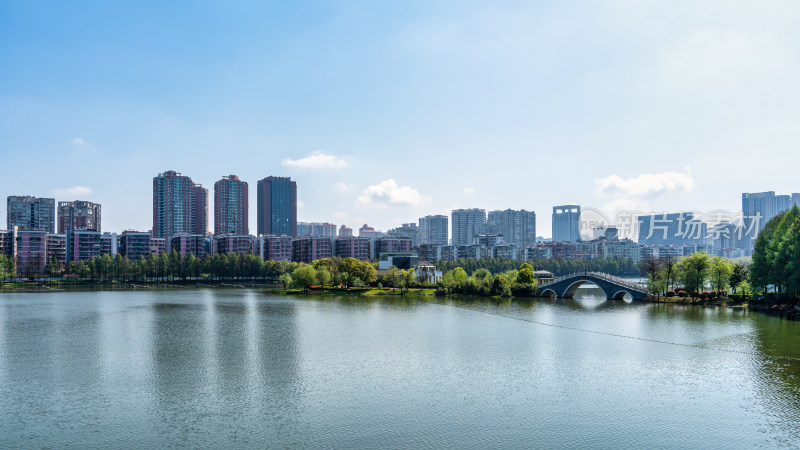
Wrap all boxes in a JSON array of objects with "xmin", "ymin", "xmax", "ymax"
[
  {"xmin": 699, "ymin": 293, "xmax": 708, "ymax": 300},
  {"xmin": 666, "ymin": 290, "xmax": 676, "ymax": 297}
]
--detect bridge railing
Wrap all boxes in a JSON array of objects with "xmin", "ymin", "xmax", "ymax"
[{"xmin": 538, "ymin": 272, "xmax": 647, "ymax": 292}]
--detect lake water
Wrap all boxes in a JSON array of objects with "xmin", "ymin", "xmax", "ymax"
[{"xmin": 1, "ymin": 287, "xmax": 800, "ymax": 448}]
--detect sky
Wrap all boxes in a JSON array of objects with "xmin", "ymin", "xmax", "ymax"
[{"xmin": 2, "ymin": 0, "xmax": 800, "ymax": 237}]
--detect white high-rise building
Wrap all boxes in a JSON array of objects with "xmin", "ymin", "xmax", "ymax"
[
  {"xmin": 487, "ymin": 209, "xmax": 536, "ymax": 248},
  {"xmin": 419, "ymin": 215, "xmax": 448, "ymax": 245},
  {"xmin": 451, "ymin": 209, "xmax": 486, "ymax": 246},
  {"xmin": 552, "ymin": 205, "xmax": 581, "ymax": 242}
]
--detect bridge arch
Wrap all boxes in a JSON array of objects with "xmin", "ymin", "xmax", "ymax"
[
  {"xmin": 562, "ymin": 279, "xmax": 608, "ymax": 299},
  {"xmin": 611, "ymin": 290, "xmax": 634, "ymax": 301},
  {"xmin": 539, "ymin": 288, "xmax": 557, "ymax": 298}
]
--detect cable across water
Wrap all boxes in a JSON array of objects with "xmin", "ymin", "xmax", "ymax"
[{"xmin": 430, "ymin": 299, "xmax": 800, "ymax": 363}]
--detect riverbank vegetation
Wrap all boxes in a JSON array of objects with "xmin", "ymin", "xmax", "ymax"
[
  {"xmin": 750, "ymin": 206, "xmax": 800, "ymax": 302},
  {"xmin": 435, "ymin": 257, "xmax": 639, "ymax": 278},
  {"xmin": 639, "ymin": 252, "xmax": 750, "ymax": 302},
  {"xmin": 434, "ymin": 263, "xmax": 538, "ymax": 298}
]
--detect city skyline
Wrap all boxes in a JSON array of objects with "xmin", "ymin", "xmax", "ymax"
[
  {"xmin": 4, "ymin": 2, "xmax": 800, "ymax": 234},
  {"xmin": 4, "ymin": 183, "xmax": 799, "ymax": 243}
]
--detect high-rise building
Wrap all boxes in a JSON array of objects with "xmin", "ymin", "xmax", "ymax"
[
  {"xmin": 191, "ymin": 183, "xmax": 208, "ymax": 236},
  {"xmin": 741, "ymin": 191, "xmax": 800, "ymax": 234},
  {"xmin": 153, "ymin": 171, "xmax": 202, "ymax": 239},
  {"xmin": 297, "ymin": 222, "xmax": 337, "ymax": 238},
  {"xmin": 335, "ymin": 237, "xmax": 372, "ymax": 260},
  {"xmin": 7, "ymin": 196, "xmax": 55, "ymax": 233},
  {"xmin": 15, "ymin": 230, "xmax": 48, "ymax": 276},
  {"xmin": 256, "ymin": 235, "xmax": 293, "ymax": 261},
  {"xmin": 46, "ymin": 234, "xmax": 67, "ymax": 267},
  {"xmin": 100, "ymin": 232, "xmax": 118, "ymax": 257},
  {"xmin": 552, "ymin": 205, "xmax": 581, "ymax": 242},
  {"xmin": 57, "ymin": 200, "xmax": 101, "ymax": 234},
  {"xmin": 0, "ymin": 229, "xmax": 13, "ymax": 258},
  {"xmin": 637, "ymin": 212, "xmax": 707, "ymax": 247},
  {"xmin": 66, "ymin": 230, "xmax": 103, "ymax": 262},
  {"xmin": 150, "ymin": 237, "xmax": 167, "ymax": 255},
  {"xmin": 451, "ymin": 209, "xmax": 486, "ymax": 246},
  {"xmin": 292, "ymin": 236, "xmax": 333, "ymax": 263},
  {"xmin": 257, "ymin": 176, "xmax": 297, "ymax": 238},
  {"xmin": 386, "ymin": 223, "xmax": 423, "ymax": 248},
  {"xmin": 120, "ymin": 231, "xmax": 152, "ymax": 260},
  {"xmin": 339, "ymin": 225, "xmax": 353, "ymax": 238},
  {"xmin": 214, "ymin": 175, "xmax": 248, "ymax": 235},
  {"xmin": 171, "ymin": 234, "xmax": 207, "ymax": 258},
  {"xmin": 487, "ymin": 209, "xmax": 536, "ymax": 248},
  {"xmin": 212, "ymin": 234, "xmax": 254, "ymax": 255},
  {"xmin": 358, "ymin": 224, "xmax": 384, "ymax": 239},
  {"xmin": 419, "ymin": 215, "xmax": 448, "ymax": 245}
]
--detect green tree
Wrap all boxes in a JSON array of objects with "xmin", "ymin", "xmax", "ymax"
[
  {"xmin": 46, "ymin": 257, "xmax": 61, "ymax": 279},
  {"xmin": 279, "ymin": 273, "xmax": 293, "ymax": 289},
  {"xmin": 383, "ymin": 267, "xmax": 401, "ymax": 289},
  {"xmin": 338, "ymin": 258, "xmax": 376, "ymax": 287},
  {"xmin": 490, "ymin": 275, "xmax": 512, "ymax": 297},
  {"xmin": 709, "ymin": 256, "xmax": 733, "ymax": 293},
  {"xmin": 729, "ymin": 263, "xmax": 748, "ymax": 294},
  {"xmin": 473, "ymin": 268, "xmax": 491, "ymax": 281},
  {"xmin": 292, "ymin": 264, "xmax": 318, "ymax": 290},
  {"xmin": 317, "ymin": 266, "xmax": 332, "ymax": 288},
  {"xmin": 678, "ymin": 252, "xmax": 711, "ymax": 300},
  {"xmin": 451, "ymin": 267, "xmax": 468, "ymax": 283}
]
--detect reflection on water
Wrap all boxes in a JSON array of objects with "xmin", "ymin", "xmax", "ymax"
[{"xmin": 0, "ymin": 289, "xmax": 799, "ymax": 448}]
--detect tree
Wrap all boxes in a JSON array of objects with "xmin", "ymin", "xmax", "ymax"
[
  {"xmin": 46, "ymin": 258, "xmax": 61, "ymax": 279},
  {"xmin": 490, "ymin": 275, "xmax": 512, "ymax": 297},
  {"xmin": 0, "ymin": 256, "xmax": 10, "ymax": 284},
  {"xmin": 751, "ymin": 206, "xmax": 800, "ymax": 299},
  {"xmin": 292, "ymin": 264, "xmax": 317, "ymax": 291},
  {"xmin": 451, "ymin": 267, "xmax": 468, "ymax": 283},
  {"xmin": 402, "ymin": 268, "xmax": 415, "ymax": 294},
  {"xmin": 317, "ymin": 267, "xmax": 332, "ymax": 288},
  {"xmin": 383, "ymin": 267, "xmax": 401, "ymax": 289},
  {"xmin": 517, "ymin": 266, "xmax": 536, "ymax": 285},
  {"xmin": 338, "ymin": 258, "xmax": 376, "ymax": 287},
  {"xmin": 678, "ymin": 252, "xmax": 711, "ymax": 300},
  {"xmin": 729, "ymin": 263, "xmax": 748, "ymax": 295},
  {"xmin": 279, "ymin": 273, "xmax": 293, "ymax": 289},
  {"xmin": 709, "ymin": 256, "xmax": 733, "ymax": 293},
  {"xmin": 473, "ymin": 268, "xmax": 491, "ymax": 281}
]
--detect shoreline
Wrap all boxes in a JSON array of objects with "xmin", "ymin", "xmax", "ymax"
[{"xmin": 3, "ymin": 282, "xmax": 798, "ymax": 321}]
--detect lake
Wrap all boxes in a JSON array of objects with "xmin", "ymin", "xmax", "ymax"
[{"xmin": 1, "ymin": 287, "xmax": 799, "ymax": 448}]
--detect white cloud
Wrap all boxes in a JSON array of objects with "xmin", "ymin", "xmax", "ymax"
[
  {"xmin": 297, "ymin": 200, "xmax": 306, "ymax": 209},
  {"xmin": 52, "ymin": 186, "xmax": 93, "ymax": 198},
  {"xmin": 595, "ymin": 167, "xmax": 695, "ymax": 198},
  {"xmin": 282, "ymin": 151, "xmax": 348, "ymax": 169},
  {"xmin": 72, "ymin": 137, "xmax": 87, "ymax": 146},
  {"xmin": 333, "ymin": 182, "xmax": 358, "ymax": 193},
  {"xmin": 463, "ymin": 187, "xmax": 476, "ymax": 195},
  {"xmin": 356, "ymin": 179, "xmax": 431, "ymax": 208}
]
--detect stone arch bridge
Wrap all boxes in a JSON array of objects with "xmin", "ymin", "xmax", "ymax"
[{"xmin": 538, "ymin": 272, "xmax": 649, "ymax": 300}]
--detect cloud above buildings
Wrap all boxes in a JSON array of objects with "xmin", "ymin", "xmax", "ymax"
[
  {"xmin": 282, "ymin": 151, "xmax": 348, "ymax": 169},
  {"xmin": 463, "ymin": 187, "xmax": 476, "ymax": 195},
  {"xmin": 356, "ymin": 179, "xmax": 431, "ymax": 209},
  {"xmin": 595, "ymin": 167, "xmax": 695, "ymax": 198},
  {"xmin": 52, "ymin": 186, "xmax": 93, "ymax": 198},
  {"xmin": 72, "ymin": 137, "xmax": 88, "ymax": 146}
]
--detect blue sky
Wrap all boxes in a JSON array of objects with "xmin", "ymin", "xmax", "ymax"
[{"xmin": 2, "ymin": 1, "xmax": 800, "ymax": 236}]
